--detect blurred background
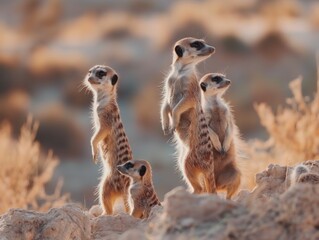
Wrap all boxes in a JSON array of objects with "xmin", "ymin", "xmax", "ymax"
[{"xmin": 0, "ymin": 0, "xmax": 319, "ymax": 209}]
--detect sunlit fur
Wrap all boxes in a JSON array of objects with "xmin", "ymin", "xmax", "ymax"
[
  {"xmin": 85, "ymin": 65, "xmax": 133, "ymax": 215},
  {"xmin": 160, "ymin": 37, "xmax": 217, "ymax": 194},
  {"xmin": 117, "ymin": 160, "xmax": 160, "ymax": 219},
  {"xmin": 200, "ymin": 73, "xmax": 241, "ymax": 199}
]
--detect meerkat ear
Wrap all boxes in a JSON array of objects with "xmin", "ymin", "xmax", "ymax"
[
  {"xmin": 111, "ymin": 74, "xmax": 118, "ymax": 85},
  {"xmin": 139, "ymin": 165, "xmax": 147, "ymax": 177},
  {"xmin": 175, "ymin": 45, "xmax": 183, "ymax": 58}
]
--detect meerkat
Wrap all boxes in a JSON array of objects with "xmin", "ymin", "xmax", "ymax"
[
  {"xmin": 290, "ymin": 164, "xmax": 319, "ymax": 185},
  {"xmin": 160, "ymin": 37, "xmax": 217, "ymax": 194},
  {"xmin": 117, "ymin": 160, "xmax": 161, "ymax": 219},
  {"xmin": 199, "ymin": 73, "xmax": 241, "ymax": 199},
  {"xmin": 84, "ymin": 65, "xmax": 132, "ymax": 215}
]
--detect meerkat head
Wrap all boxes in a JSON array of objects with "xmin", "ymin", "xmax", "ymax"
[
  {"xmin": 200, "ymin": 73, "xmax": 231, "ymax": 97},
  {"xmin": 173, "ymin": 37, "xmax": 215, "ymax": 65},
  {"xmin": 117, "ymin": 160, "xmax": 151, "ymax": 182},
  {"xmin": 84, "ymin": 65, "xmax": 119, "ymax": 93}
]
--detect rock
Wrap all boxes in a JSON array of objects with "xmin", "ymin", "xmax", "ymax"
[
  {"xmin": 0, "ymin": 204, "xmax": 90, "ymax": 240},
  {"xmin": 148, "ymin": 184, "xmax": 319, "ymax": 240},
  {"xmin": 1, "ymin": 161, "xmax": 319, "ymax": 240},
  {"xmin": 254, "ymin": 163, "xmax": 290, "ymax": 198},
  {"xmin": 252, "ymin": 160, "xmax": 319, "ymax": 199},
  {"xmin": 91, "ymin": 213, "xmax": 141, "ymax": 240},
  {"xmin": 89, "ymin": 205, "xmax": 103, "ymax": 218}
]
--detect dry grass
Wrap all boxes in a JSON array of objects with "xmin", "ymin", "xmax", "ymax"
[
  {"xmin": 0, "ymin": 116, "xmax": 68, "ymax": 214},
  {"xmin": 240, "ymin": 64, "xmax": 319, "ymax": 189}
]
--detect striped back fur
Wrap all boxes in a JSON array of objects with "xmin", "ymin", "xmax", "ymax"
[{"xmin": 100, "ymin": 101, "xmax": 133, "ymax": 169}]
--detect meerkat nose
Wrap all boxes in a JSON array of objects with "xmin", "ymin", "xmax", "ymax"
[
  {"xmin": 200, "ymin": 82, "xmax": 207, "ymax": 92},
  {"xmin": 88, "ymin": 76, "xmax": 94, "ymax": 83},
  {"xmin": 225, "ymin": 80, "xmax": 231, "ymax": 86},
  {"xmin": 208, "ymin": 46, "xmax": 215, "ymax": 54},
  {"xmin": 88, "ymin": 76, "xmax": 98, "ymax": 84}
]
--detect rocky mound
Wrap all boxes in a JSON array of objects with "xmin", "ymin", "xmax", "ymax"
[{"xmin": 1, "ymin": 161, "xmax": 318, "ymax": 240}]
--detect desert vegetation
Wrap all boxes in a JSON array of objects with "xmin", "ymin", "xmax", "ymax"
[
  {"xmin": 0, "ymin": 0, "xmax": 319, "ymax": 238},
  {"xmin": 0, "ymin": 116, "xmax": 68, "ymax": 214},
  {"xmin": 240, "ymin": 66, "xmax": 319, "ymax": 189}
]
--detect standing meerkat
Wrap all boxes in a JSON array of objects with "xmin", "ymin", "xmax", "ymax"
[
  {"xmin": 160, "ymin": 37, "xmax": 217, "ymax": 194},
  {"xmin": 199, "ymin": 73, "xmax": 241, "ymax": 199},
  {"xmin": 117, "ymin": 160, "xmax": 161, "ymax": 219},
  {"xmin": 85, "ymin": 65, "xmax": 132, "ymax": 215}
]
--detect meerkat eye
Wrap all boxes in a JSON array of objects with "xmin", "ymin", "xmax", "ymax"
[
  {"xmin": 212, "ymin": 76, "xmax": 223, "ymax": 84},
  {"xmin": 96, "ymin": 70, "xmax": 107, "ymax": 79},
  {"xmin": 190, "ymin": 41, "xmax": 205, "ymax": 50},
  {"xmin": 125, "ymin": 162, "xmax": 134, "ymax": 169}
]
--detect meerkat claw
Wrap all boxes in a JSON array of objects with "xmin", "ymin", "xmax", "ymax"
[
  {"xmin": 92, "ymin": 153, "xmax": 98, "ymax": 164},
  {"xmin": 220, "ymin": 149, "xmax": 226, "ymax": 157},
  {"xmin": 163, "ymin": 126, "xmax": 170, "ymax": 135}
]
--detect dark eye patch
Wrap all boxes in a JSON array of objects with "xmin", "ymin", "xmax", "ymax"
[
  {"xmin": 96, "ymin": 70, "xmax": 107, "ymax": 79},
  {"xmin": 125, "ymin": 162, "xmax": 134, "ymax": 169},
  {"xmin": 190, "ymin": 41, "xmax": 205, "ymax": 50},
  {"xmin": 212, "ymin": 76, "xmax": 223, "ymax": 84}
]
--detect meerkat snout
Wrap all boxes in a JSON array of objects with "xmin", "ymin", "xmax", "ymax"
[
  {"xmin": 218, "ymin": 79, "xmax": 231, "ymax": 89},
  {"xmin": 88, "ymin": 76, "xmax": 100, "ymax": 85}
]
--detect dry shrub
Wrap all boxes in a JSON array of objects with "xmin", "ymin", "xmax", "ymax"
[
  {"xmin": 240, "ymin": 65, "xmax": 319, "ymax": 189},
  {"xmin": 0, "ymin": 117, "xmax": 69, "ymax": 214}
]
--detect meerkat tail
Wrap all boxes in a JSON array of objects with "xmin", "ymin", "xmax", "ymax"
[
  {"xmin": 115, "ymin": 117, "xmax": 133, "ymax": 164},
  {"xmin": 197, "ymin": 108, "xmax": 213, "ymax": 152}
]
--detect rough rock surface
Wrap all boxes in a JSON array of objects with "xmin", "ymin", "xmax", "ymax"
[
  {"xmin": 0, "ymin": 204, "xmax": 91, "ymax": 240},
  {"xmin": 1, "ymin": 161, "xmax": 318, "ymax": 240}
]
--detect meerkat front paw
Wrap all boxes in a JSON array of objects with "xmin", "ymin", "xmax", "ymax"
[
  {"xmin": 168, "ymin": 121, "xmax": 178, "ymax": 134},
  {"xmin": 163, "ymin": 126, "xmax": 170, "ymax": 135},
  {"xmin": 222, "ymin": 142, "xmax": 231, "ymax": 154},
  {"xmin": 213, "ymin": 142, "xmax": 222, "ymax": 153},
  {"xmin": 91, "ymin": 146, "xmax": 99, "ymax": 164},
  {"xmin": 169, "ymin": 126, "xmax": 176, "ymax": 134},
  {"xmin": 163, "ymin": 123, "xmax": 174, "ymax": 135},
  {"xmin": 220, "ymin": 148, "xmax": 226, "ymax": 157},
  {"xmin": 92, "ymin": 151, "xmax": 98, "ymax": 164}
]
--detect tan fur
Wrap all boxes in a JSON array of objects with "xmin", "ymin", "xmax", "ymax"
[
  {"xmin": 117, "ymin": 160, "xmax": 160, "ymax": 219},
  {"xmin": 200, "ymin": 73, "xmax": 241, "ymax": 199},
  {"xmin": 160, "ymin": 37, "xmax": 217, "ymax": 194},
  {"xmin": 84, "ymin": 65, "xmax": 132, "ymax": 215},
  {"xmin": 291, "ymin": 163, "xmax": 319, "ymax": 185}
]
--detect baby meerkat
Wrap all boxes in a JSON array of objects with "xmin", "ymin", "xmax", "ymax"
[
  {"xmin": 200, "ymin": 73, "xmax": 241, "ymax": 199},
  {"xmin": 85, "ymin": 65, "xmax": 132, "ymax": 215},
  {"xmin": 117, "ymin": 160, "xmax": 161, "ymax": 219},
  {"xmin": 161, "ymin": 37, "xmax": 217, "ymax": 194},
  {"xmin": 290, "ymin": 164, "xmax": 319, "ymax": 185}
]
